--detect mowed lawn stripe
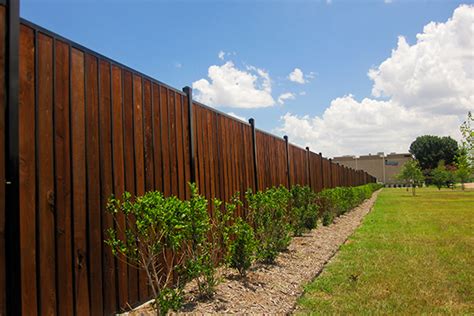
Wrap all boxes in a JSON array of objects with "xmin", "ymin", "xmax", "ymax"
[{"xmin": 296, "ymin": 187, "xmax": 474, "ymax": 315}]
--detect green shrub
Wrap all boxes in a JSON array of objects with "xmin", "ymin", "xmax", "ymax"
[
  {"xmin": 106, "ymin": 190, "xmax": 197, "ymax": 315},
  {"xmin": 290, "ymin": 185, "xmax": 319, "ymax": 235},
  {"xmin": 322, "ymin": 210, "xmax": 334, "ymax": 226},
  {"xmin": 182, "ymin": 183, "xmax": 215, "ymax": 298},
  {"xmin": 317, "ymin": 184, "xmax": 381, "ymax": 226},
  {"xmin": 246, "ymin": 186, "xmax": 292, "ymax": 263},
  {"xmin": 228, "ymin": 217, "xmax": 256, "ymax": 276}
]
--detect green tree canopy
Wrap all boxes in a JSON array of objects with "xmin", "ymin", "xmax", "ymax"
[
  {"xmin": 455, "ymin": 148, "xmax": 473, "ymax": 191},
  {"xmin": 460, "ymin": 111, "xmax": 473, "ymax": 167},
  {"xmin": 397, "ymin": 160, "xmax": 424, "ymax": 196},
  {"xmin": 431, "ymin": 160, "xmax": 449, "ymax": 190},
  {"xmin": 409, "ymin": 135, "xmax": 458, "ymax": 170}
]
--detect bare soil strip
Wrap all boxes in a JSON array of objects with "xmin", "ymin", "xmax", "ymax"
[{"xmin": 129, "ymin": 190, "xmax": 380, "ymax": 315}]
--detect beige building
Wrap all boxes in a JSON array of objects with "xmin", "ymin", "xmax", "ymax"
[{"xmin": 333, "ymin": 152, "xmax": 413, "ymax": 184}]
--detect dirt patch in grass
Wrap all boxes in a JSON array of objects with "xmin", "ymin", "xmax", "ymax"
[{"xmin": 127, "ymin": 191, "xmax": 380, "ymax": 315}]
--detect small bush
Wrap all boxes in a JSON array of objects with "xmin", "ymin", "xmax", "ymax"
[
  {"xmin": 290, "ymin": 185, "xmax": 319, "ymax": 235},
  {"xmin": 322, "ymin": 210, "xmax": 334, "ymax": 226},
  {"xmin": 106, "ymin": 190, "xmax": 197, "ymax": 315},
  {"xmin": 246, "ymin": 186, "xmax": 292, "ymax": 263},
  {"xmin": 317, "ymin": 184, "xmax": 381, "ymax": 226},
  {"xmin": 228, "ymin": 217, "xmax": 256, "ymax": 277}
]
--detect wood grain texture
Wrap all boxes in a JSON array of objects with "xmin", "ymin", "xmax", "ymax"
[
  {"xmin": 54, "ymin": 39, "xmax": 74, "ymax": 316},
  {"xmin": 99, "ymin": 59, "xmax": 116, "ymax": 315},
  {"xmin": 37, "ymin": 32, "xmax": 56, "ymax": 316},
  {"xmin": 71, "ymin": 47, "xmax": 90, "ymax": 316},
  {"xmin": 19, "ymin": 24, "xmax": 37, "ymax": 316},
  {"xmin": 85, "ymin": 52, "xmax": 103, "ymax": 316}
]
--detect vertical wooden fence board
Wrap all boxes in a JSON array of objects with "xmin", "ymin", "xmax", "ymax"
[
  {"xmin": 132, "ymin": 75, "xmax": 148, "ymax": 301},
  {"xmin": 218, "ymin": 114, "xmax": 228, "ymax": 203},
  {"xmin": 84, "ymin": 53, "xmax": 103, "ymax": 316},
  {"xmin": 168, "ymin": 90, "xmax": 178, "ymax": 197},
  {"xmin": 19, "ymin": 24, "xmax": 37, "ymax": 316},
  {"xmin": 70, "ymin": 47, "xmax": 90, "ymax": 316},
  {"xmin": 211, "ymin": 112, "xmax": 221, "ymax": 206},
  {"xmin": 182, "ymin": 95, "xmax": 191, "ymax": 199},
  {"xmin": 54, "ymin": 39, "xmax": 74, "ymax": 316},
  {"xmin": 151, "ymin": 83, "xmax": 163, "ymax": 194},
  {"xmin": 160, "ymin": 87, "xmax": 171, "ymax": 197},
  {"xmin": 37, "ymin": 32, "xmax": 56, "ymax": 316},
  {"xmin": 143, "ymin": 80, "xmax": 154, "ymax": 192},
  {"xmin": 229, "ymin": 118, "xmax": 236, "ymax": 199},
  {"xmin": 195, "ymin": 105, "xmax": 205, "ymax": 197},
  {"xmin": 111, "ymin": 65, "xmax": 128, "ymax": 310},
  {"xmin": 98, "ymin": 59, "xmax": 116, "ymax": 315},
  {"xmin": 122, "ymin": 70, "xmax": 139, "ymax": 305},
  {"xmin": 174, "ymin": 94, "xmax": 185, "ymax": 200},
  {"xmin": 0, "ymin": 7, "xmax": 5, "ymax": 314},
  {"xmin": 204, "ymin": 110, "xmax": 213, "ymax": 207}
]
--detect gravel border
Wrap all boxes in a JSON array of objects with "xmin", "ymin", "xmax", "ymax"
[{"xmin": 127, "ymin": 190, "xmax": 381, "ymax": 315}]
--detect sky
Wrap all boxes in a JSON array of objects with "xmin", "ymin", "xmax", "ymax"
[{"xmin": 20, "ymin": 0, "xmax": 474, "ymax": 157}]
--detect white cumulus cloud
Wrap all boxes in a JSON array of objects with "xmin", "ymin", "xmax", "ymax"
[
  {"xmin": 278, "ymin": 5, "xmax": 474, "ymax": 157},
  {"xmin": 278, "ymin": 92, "xmax": 296, "ymax": 105},
  {"xmin": 288, "ymin": 68, "xmax": 306, "ymax": 84},
  {"xmin": 192, "ymin": 61, "xmax": 275, "ymax": 108}
]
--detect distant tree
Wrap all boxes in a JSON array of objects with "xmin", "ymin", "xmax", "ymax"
[
  {"xmin": 445, "ymin": 164, "xmax": 457, "ymax": 189},
  {"xmin": 397, "ymin": 160, "xmax": 424, "ymax": 196},
  {"xmin": 455, "ymin": 149, "xmax": 472, "ymax": 191},
  {"xmin": 460, "ymin": 111, "xmax": 473, "ymax": 167},
  {"xmin": 431, "ymin": 161, "xmax": 448, "ymax": 190},
  {"xmin": 409, "ymin": 135, "xmax": 459, "ymax": 171}
]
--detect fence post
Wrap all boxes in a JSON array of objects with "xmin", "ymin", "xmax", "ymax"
[
  {"xmin": 305, "ymin": 147, "xmax": 311, "ymax": 189},
  {"xmin": 182, "ymin": 87, "xmax": 196, "ymax": 185},
  {"xmin": 4, "ymin": 0, "xmax": 20, "ymax": 314},
  {"xmin": 284, "ymin": 135, "xmax": 291, "ymax": 189},
  {"xmin": 248, "ymin": 118, "xmax": 258, "ymax": 191},
  {"xmin": 319, "ymin": 152, "xmax": 324, "ymax": 190}
]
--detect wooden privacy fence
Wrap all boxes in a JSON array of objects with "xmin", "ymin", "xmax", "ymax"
[{"xmin": 0, "ymin": 1, "xmax": 376, "ymax": 315}]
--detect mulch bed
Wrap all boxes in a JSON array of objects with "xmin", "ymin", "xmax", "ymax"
[{"xmin": 126, "ymin": 190, "xmax": 381, "ymax": 315}]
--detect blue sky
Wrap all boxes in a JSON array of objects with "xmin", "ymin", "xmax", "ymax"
[{"xmin": 20, "ymin": 0, "xmax": 474, "ymax": 156}]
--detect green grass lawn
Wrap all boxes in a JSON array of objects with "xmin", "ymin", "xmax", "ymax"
[{"xmin": 296, "ymin": 187, "xmax": 474, "ymax": 315}]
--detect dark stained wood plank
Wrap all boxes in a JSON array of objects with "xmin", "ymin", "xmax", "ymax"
[
  {"xmin": 71, "ymin": 47, "xmax": 90, "ymax": 316},
  {"xmin": 99, "ymin": 59, "xmax": 117, "ymax": 315},
  {"xmin": 143, "ymin": 80, "xmax": 154, "ymax": 192},
  {"xmin": 159, "ymin": 86, "xmax": 170, "ymax": 196},
  {"xmin": 0, "ymin": 7, "xmax": 5, "ymax": 314},
  {"xmin": 152, "ymin": 83, "xmax": 163, "ymax": 194},
  {"xmin": 111, "ymin": 64, "xmax": 128, "ymax": 311},
  {"xmin": 132, "ymin": 75, "xmax": 147, "ymax": 301},
  {"xmin": 215, "ymin": 113, "xmax": 225, "ymax": 201},
  {"xmin": 218, "ymin": 114, "xmax": 227, "ymax": 202},
  {"xmin": 168, "ymin": 90, "xmax": 178, "ymax": 197},
  {"xmin": 201, "ymin": 109, "xmax": 211, "ymax": 205},
  {"xmin": 174, "ymin": 94, "xmax": 185, "ymax": 200},
  {"xmin": 19, "ymin": 24, "xmax": 37, "ymax": 316},
  {"xmin": 122, "ymin": 70, "xmax": 139, "ymax": 305},
  {"xmin": 84, "ymin": 52, "xmax": 103, "ymax": 316},
  {"xmin": 54, "ymin": 38, "xmax": 74, "ymax": 316},
  {"xmin": 195, "ymin": 106, "xmax": 205, "ymax": 198},
  {"xmin": 182, "ymin": 95, "xmax": 191, "ymax": 199},
  {"xmin": 37, "ymin": 32, "xmax": 56, "ymax": 316},
  {"xmin": 210, "ymin": 112, "xmax": 220, "ymax": 207}
]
